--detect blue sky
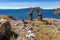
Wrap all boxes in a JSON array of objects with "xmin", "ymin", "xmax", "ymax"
[{"xmin": 0, "ymin": 0, "xmax": 60, "ymax": 9}]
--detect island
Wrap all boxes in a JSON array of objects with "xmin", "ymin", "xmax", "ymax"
[{"xmin": 54, "ymin": 8, "xmax": 60, "ymax": 14}]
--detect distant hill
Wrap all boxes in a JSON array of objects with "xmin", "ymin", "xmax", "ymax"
[{"xmin": 19, "ymin": 7, "xmax": 42, "ymax": 10}]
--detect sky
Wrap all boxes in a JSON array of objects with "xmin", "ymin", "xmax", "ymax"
[{"xmin": 0, "ymin": 0, "xmax": 60, "ymax": 9}]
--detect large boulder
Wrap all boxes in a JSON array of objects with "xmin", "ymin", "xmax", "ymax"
[{"xmin": 0, "ymin": 19, "xmax": 11, "ymax": 39}]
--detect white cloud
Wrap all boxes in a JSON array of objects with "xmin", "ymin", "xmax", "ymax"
[{"xmin": 0, "ymin": 2, "xmax": 60, "ymax": 9}]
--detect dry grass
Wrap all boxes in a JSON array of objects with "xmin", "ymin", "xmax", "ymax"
[
  {"xmin": 25, "ymin": 18, "xmax": 60, "ymax": 40},
  {"xmin": 0, "ymin": 16, "xmax": 60, "ymax": 40}
]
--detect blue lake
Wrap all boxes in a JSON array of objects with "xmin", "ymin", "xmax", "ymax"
[{"xmin": 0, "ymin": 9, "xmax": 60, "ymax": 20}]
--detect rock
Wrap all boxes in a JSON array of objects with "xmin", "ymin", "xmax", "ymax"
[
  {"xmin": 32, "ymin": 27, "xmax": 40, "ymax": 33},
  {"xmin": 0, "ymin": 19, "xmax": 11, "ymax": 39},
  {"xmin": 25, "ymin": 26, "xmax": 37, "ymax": 40},
  {"xmin": 22, "ymin": 20, "xmax": 28, "ymax": 24},
  {"xmin": 1, "ymin": 17, "xmax": 60, "ymax": 40},
  {"xmin": 0, "ymin": 15, "xmax": 15, "ymax": 20},
  {"xmin": 54, "ymin": 8, "xmax": 60, "ymax": 14},
  {"xmin": 41, "ymin": 20, "xmax": 50, "ymax": 25}
]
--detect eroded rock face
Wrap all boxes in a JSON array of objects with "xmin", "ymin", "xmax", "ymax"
[
  {"xmin": 54, "ymin": 8, "xmax": 60, "ymax": 14},
  {"xmin": 0, "ymin": 19, "xmax": 11, "ymax": 39}
]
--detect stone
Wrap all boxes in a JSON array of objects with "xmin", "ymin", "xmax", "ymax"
[
  {"xmin": 28, "ymin": 13, "xmax": 32, "ymax": 21},
  {"xmin": 37, "ymin": 13, "xmax": 42, "ymax": 21},
  {"xmin": 41, "ymin": 20, "xmax": 49, "ymax": 25},
  {"xmin": 28, "ymin": 8, "xmax": 42, "ymax": 22},
  {"xmin": 0, "ymin": 15, "xmax": 15, "ymax": 20},
  {"xmin": 0, "ymin": 19, "xmax": 11, "ymax": 39}
]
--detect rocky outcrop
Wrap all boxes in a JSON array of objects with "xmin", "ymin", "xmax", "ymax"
[
  {"xmin": 54, "ymin": 8, "xmax": 60, "ymax": 14},
  {"xmin": 0, "ymin": 16, "xmax": 60, "ymax": 40},
  {"xmin": 0, "ymin": 19, "xmax": 11, "ymax": 40},
  {"xmin": 0, "ymin": 17, "xmax": 37, "ymax": 40},
  {"xmin": 0, "ymin": 15, "xmax": 15, "ymax": 20},
  {"xmin": 0, "ymin": 19, "xmax": 18, "ymax": 40},
  {"xmin": 28, "ymin": 8, "xmax": 42, "ymax": 22},
  {"xmin": 10, "ymin": 20, "xmax": 37, "ymax": 40}
]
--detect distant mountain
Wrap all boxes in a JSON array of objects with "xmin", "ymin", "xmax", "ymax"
[{"xmin": 19, "ymin": 7, "xmax": 42, "ymax": 10}]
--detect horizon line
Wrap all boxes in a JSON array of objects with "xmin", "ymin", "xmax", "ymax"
[{"xmin": 0, "ymin": 7, "xmax": 58, "ymax": 9}]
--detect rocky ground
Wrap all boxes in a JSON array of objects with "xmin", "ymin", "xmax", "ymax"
[{"xmin": 0, "ymin": 15, "xmax": 60, "ymax": 40}]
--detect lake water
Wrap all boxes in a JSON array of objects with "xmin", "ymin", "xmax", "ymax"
[{"xmin": 0, "ymin": 9, "xmax": 60, "ymax": 20}]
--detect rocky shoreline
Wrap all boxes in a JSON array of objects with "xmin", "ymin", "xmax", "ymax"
[
  {"xmin": 54, "ymin": 8, "xmax": 60, "ymax": 14},
  {"xmin": 0, "ymin": 15, "xmax": 60, "ymax": 40}
]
